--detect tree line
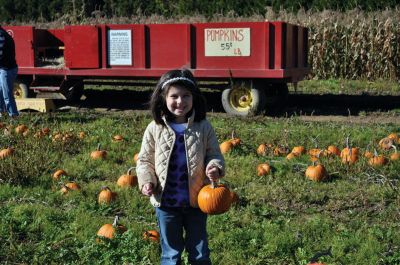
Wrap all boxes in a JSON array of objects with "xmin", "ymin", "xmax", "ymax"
[{"xmin": 0, "ymin": 0, "xmax": 399, "ymax": 23}]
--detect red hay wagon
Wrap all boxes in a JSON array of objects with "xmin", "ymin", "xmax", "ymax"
[{"xmin": 5, "ymin": 21, "xmax": 309, "ymax": 116}]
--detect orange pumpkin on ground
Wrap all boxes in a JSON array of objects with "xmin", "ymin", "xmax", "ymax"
[
  {"xmin": 378, "ymin": 137, "xmax": 394, "ymax": 150},
  {"xmin": 117, "ymin": 167, "xmax": 138, "ymax": 188},
  {"xmin": 291, "ymin": 146, "xmax": 306, "ymax": 155},
  {"xmin": 96, "ymin": 215, "xmax": 127, "ymax": 241},
  {"xmin": 53, "ymin": 169, "xmax": 67, "ymax": 180},
  {"xmin": 0, "ymin": 147, "xmax": 14, "ymax": 159},
  {"xmin": 256, "ymin": 143, "xmax": 269, "ymax": 156},
  {"xmin": 197, "ymin": 182, "xmax": 231, "ymax": 215},
  {"xmin": 98, "ymin": 186, "xmax": 117, "ymax": 204},
  {"xmin": 220, "ymin": 140, "xmax": 234, "ymax": 154},
  {"xmin": 286, "ymin": 152, "xmax": 297, "ymax": 160},
  {"xmin": 143, "ymin": 230, "xmax": 160, "ymax": 243},
  {"xmin": 340, "ymin": 146, "xmax": 359, "ymax": 164},
  {"xmin": 60, "ymin": 182, "xmax": 80, "ymax": 195},
  {"xmin": 305, "ymin": 163, "xmax": 328, "ymax": 182},
  {"xmin": 257, "ymin": 163, "xmax": 271, "ymax": 176},
  {"xmin": 15, "ymin": 124, "xmax": 28, "ymax": 135},
  {"xmin": 368, "ymin": 150, "xmax": 388, "ymax": 167},
  {"xmin": 133, "ymin": 153, "xmax": 139, "ymax": 163},
  {"xmin": 326, "ymin": 145, "xmax": 340, "ymax": 156},
  {"xmin": 113, "ymin": 134, "xmax": 124, "ymax": 142},
  {"xmin": 91, "ymin": 144, "xmax": 107, "ymax": 160}
]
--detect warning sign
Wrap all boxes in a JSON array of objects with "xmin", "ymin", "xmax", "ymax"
[
  {"xmin": 108, "ymin": 30, "xmax": 132, "ymax": 65},
  {"xmin": 204, "ymin": 28, "xmax": 250, "ymax": 57}
]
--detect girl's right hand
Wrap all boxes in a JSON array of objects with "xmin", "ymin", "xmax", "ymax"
[{"xmin": 141, "ymin": 183, "xmax": 154, "ymax": 196}]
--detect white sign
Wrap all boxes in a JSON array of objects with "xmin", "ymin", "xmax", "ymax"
[
  {"xmin": 205, "ymin": 28, "xmax": 250, "ymax": 57},
  {"xmin": 108, "ymin": 30, "xmax": 132, "ymax": 65}
]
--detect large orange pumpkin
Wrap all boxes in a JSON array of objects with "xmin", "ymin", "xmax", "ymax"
[
  {"xmin": 96, "ymin": 215, "xmax": 127, "ymax": 241},
  {"xmin": 326, "ymin": 145, "xmax": 340, "ymax": 156},
  {"xmin": 197, "ymin": 182, "xmax": 231, "ymax": 214},
  {"xmin": 305, "ymin": 163, "xmax": 328, "ymax": 182},
  {"xmin": 340, "ymin": 147, "xmax": 359, "ymax": 164},
  {"xmin": 117, "ymin": 167, "xmax": 138, "ymax": 188}
]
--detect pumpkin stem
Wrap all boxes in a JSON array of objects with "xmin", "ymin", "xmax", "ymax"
[
  {"xmin": 97, "ymin": 143, "xmax": 101, "ymax": 151},
  {"xmin": 101, "ymin": 186, "xmax": 110, "ymax": 191},
  {"xmin": 112, "ymin": 215, "xmax": 120, "ymax": 227},
  {"xmin": 391, "ymin": 145, "xmax": 397, "ymax": 153},
  {"xmin": 373, "ymin": 148, "xmax": 378, "ymax": 157},
  {"xmin": 311, "ymin": 136, "xmax": 319, "ymax": 148},
  {"xmin": 127, "ymin": 166, "xmax": 136, "ymax": 175},
  {"xmin": 345, "ymin": 136, "xmax": 349, "ymax": 149},
  {"xmin": 211, "ymin": 181, "xmax": 217, "ymax": 189},
  {"xmin": 231, "ymin": 130, "xmax": 236, "ymax": 140}
]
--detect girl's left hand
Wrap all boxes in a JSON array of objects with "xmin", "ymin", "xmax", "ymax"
[{"xmin": 206, "ymin": 165, "xmax": 220, "ymax": 182}]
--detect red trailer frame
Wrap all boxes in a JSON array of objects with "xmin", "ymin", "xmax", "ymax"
[{"xmin": 5, "ymin": 21, "xmax": 309, "ymax": 116}]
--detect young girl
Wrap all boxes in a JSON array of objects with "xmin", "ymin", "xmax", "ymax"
[{"xmin": 136, "ymin": 69, "xmax": 224, "ymax": 265}]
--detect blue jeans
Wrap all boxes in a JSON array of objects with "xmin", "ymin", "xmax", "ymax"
[
  {"xmin": 0, "ymin": 66, "xmax": 19, "ymax": 117},
  {"xmin": 155, "ymin": 207, "xmax": 211, "ymax": 265}
]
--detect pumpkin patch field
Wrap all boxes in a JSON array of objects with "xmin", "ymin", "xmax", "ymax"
[{"xmin": 0, "ymin": 110, "xmax": 399, "ymax": 264}]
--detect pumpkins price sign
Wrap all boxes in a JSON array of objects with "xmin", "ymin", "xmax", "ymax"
[{"xmin": 204, "ymin": 28, "xmax": 250, "ymax": 57}]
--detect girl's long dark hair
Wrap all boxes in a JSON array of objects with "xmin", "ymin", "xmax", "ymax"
[{"xmin": 150, "ymin": 69, "xmax": 207, "ymax": 125}]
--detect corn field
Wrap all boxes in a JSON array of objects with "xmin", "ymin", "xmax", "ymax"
[{"xmin": 20, "ymin": 8, "xmax": 400, "ymax": 81}]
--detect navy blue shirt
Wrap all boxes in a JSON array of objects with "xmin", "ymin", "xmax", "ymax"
[{"xmin": 161, "ymin": 124, "xmax": 190, "ymax": 207}]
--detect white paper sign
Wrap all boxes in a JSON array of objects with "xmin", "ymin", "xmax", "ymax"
[
  {"xmin": 108, "ymin": 30, "xmax": 132, "ymax": 65},
  {"xmin": 205, "ymin": 28, "xmax": 250, "ymax": 56}
]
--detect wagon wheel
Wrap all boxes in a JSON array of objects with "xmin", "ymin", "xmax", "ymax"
[
  {"xmin": 14, "ymin": 81, "xmax": 31, "ymax": 99},
  {"xmin": 221, "ymin": 80, "xmax": 266, "ymax": 116},
  {"xmin": 60, "ymin": 80, "xmax": 84, "ymax": 102},
  {"xmin": 264, "ymin": 83, "xmax": 289, "ymax": 114}
]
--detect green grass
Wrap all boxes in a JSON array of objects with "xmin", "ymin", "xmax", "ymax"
[
  {"xmin": 0, "ymin": 111, "xmax": 399, "ymax": 264},
  {"xmin": 292, "ymin": 79, "xmax": 400, "ymax": 95}
]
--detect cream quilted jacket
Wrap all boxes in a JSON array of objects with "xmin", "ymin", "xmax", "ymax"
[{"xmin": 136, "ymin": 114, "xmax": 225, "ymax": 207}]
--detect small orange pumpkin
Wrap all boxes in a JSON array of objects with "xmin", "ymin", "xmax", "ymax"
[
  {"xmin": 379, "ymin": 137, "xmax": 394, "ymax": 150},
  {"xmin": 98, "ymin": 186, "xmax": 117, "ymax": 204},
  {"xmin": 305, "ymin": 163, "xmax": 328, "ymax": 182},
  {"xmin": 78, "ymin": 131, "xmax": 86, "ymax": 139},
  {"xmin": 197, "ymin": 182, "xmax": 231, "ymax": 215},
  {"xmin": 97, "ymin": 215, "xmax": 127, "ymax": 241},
  {"xmin": 326, "ymin": 145, "xmax": 340, "ymax": 156},
  {"xmin": 133, "ymin": 153, "xmax": 139, "ymax": 164},
  {"xmin": 91, "ymin": 144, "xmax": 107, "ymax": 160},
  {"xmin": 143, "ymin": 230, "xmax": 160, "ymax": 243},
  {"xmin": 0, "ymin": 147, "xmax": 14, "ymax": 159},
  {"xmin": 53, "ymin": 169, "xmax": 67, "ymax": 180},
  {"xmin": 368, "ymin": 149, "xmax": 388, "ymax": 167},
  {"xmin": 220, "ymin": 140, "xmax": 234, "ymax": 154},
  {"xmin": 291, "ymin": 146, "xmax": 306, "ymax": 155},
  {"xmin": 257, "ymin": 163, "xmax": 271, "ymax": 176},
  {"xmin": 117, "ymin": 167, "xmax": 138, "ymax": 188},
  {"xmin": 256, "ymin": 143, "xmax": 269, "ymax": 156},
  {"xmin": 60, "ymin": 182, "xmax": 80, "ymax": 195},
  {"xmin": 15, "ymin": 124, "xmax": 28, "ymax": 135},
  {"xmin": 286, "ymin": 152, "xmax": 297, "ymax": 160},
  {"xmin": 113, "ymin": 134, "xmax": 124, "ymax": 142},
  {"xmin": 390, "ymin": 145, "xmax": 399, "ymax": 161}
]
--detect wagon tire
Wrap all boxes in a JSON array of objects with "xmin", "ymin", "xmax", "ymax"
[
  {"xmin": 264, "ymin": 83, "xmax": 289, "ymax": 115},
  {"xmin": 14, "ymin": 81, "xmax": 32, "ymax": 99},
  {"xmin": 221, "ymin": 85, "xmax": 266, "ymax": 116},
  {"xmin": 61, "ymin": 80, "xmax": 84, "ymax": 103}
]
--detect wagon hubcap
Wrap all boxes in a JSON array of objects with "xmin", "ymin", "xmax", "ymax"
[
  {"xmin": 229, "ymin": 87, "xmax": 253, "ymax": 112},
  {"xmin": 14, "ymin": 83, "xmax": 23, "ymax": 98}
]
